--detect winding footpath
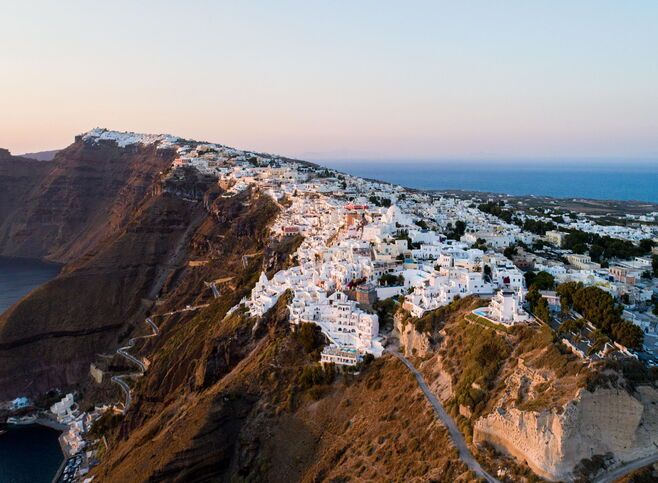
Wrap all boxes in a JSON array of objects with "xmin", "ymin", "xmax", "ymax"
[
  {"xmin": 111, "ymin": 317, "xmax": 159, "ymax": 412},
  {"xmin": 389, "ymin": 350, "xmax": 500, "ymax": 483}
]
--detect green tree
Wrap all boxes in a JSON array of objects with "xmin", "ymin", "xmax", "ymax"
[
  {"xmin": 526, "ymin": 288, "xmax": 541, "ymax": 311},
  {"xmin": 528, "ymin": 271, "xmax": 555, "ymax": 291},
  {"xmin": 534, "ymin": 298, "xmax": 550, "ymax": 323},
  {"xmin": 503, "ymin": 245, "xmax": 518, "ymax": 258},
  {"xmin": 639, "ymin": 238, "xmax": 654, "ymax": 253},
  {"xmin": 483, "ymin": 264, "xmax": 491, "ymax": 278},
  {"xmin": 556, "ymin": 281, "xmax": 584, "ymax": 309},
  {"xmin": 611, "ymin": 321, "xmax": 644, "ymax": 349}
]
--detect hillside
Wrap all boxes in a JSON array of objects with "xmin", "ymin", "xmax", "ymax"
[
  {"xmin": 396, "ymin": 296, "xmax": 658, "ymax": 481},
  {"xmin": 2, "ymin": 129, "xmax": 656, "ymax": 483},
  {"xmin": 91, "ymin": 293, "xmax": 472, "ymax": 482}
]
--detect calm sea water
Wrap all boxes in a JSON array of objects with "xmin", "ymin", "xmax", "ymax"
[
  {"xmin": 0, "ymin": 257, "xmax": 60, "ymax": 313},
  {"xmin": 321, "ymin": 161, "xmax": 658, "ymax": 203},
  {"xmin": 0, "ymin": 257, "xmax": 62, "ymax": 483},
  {"xmin": 0, "ymin": 426, "xmax": 63, "ymax": 483}
]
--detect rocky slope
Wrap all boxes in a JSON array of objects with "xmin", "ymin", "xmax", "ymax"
[
  {"xmin": 0, "ymin": 133, "xmax": 234, "ymax": 399},
  {"xmin": 92, "ymin": 294, "xmax": 472, "ymax": 482},
  {"xmin": 0, "ymin": 148, "xmax": 55, "ymax": 234},
  {"xmin": 396, "ymin": 297, "xmax": 658, "ymax": 482},
  {"xmin": 0, "ymin": 138, "xmax": 177, "ymax": 263}
]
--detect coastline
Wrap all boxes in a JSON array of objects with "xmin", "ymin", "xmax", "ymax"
[{"xmin": 0, "ymin": 258, "xmax": 67, "ymax": 482}]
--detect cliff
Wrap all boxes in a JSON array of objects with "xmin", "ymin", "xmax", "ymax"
[
  {"xmin": 398, "ymin": 298, "xmax": 658, "ymax": 481},
  {"xmin": 0, "ymin": 148, "xmax": 54, "ymax": 234},
  {"xmin": 0, "ymin": 139, "xmax": 177, "ymax": 263},
  {"xmin": 474, "ymin": 386, "xmax": 658, "ymax": 481},
  {"xmin": 0, "ymin": 134, "xmax": 223, "ymax": 399}
]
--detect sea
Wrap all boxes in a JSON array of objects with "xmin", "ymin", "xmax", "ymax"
[
  {"xmin": 321, "ymin": 161, "xmax": 658, "ymax": 203},
  {"xmin": 0, "ymin": 256, "xmax": 62, "ymax": 483}
]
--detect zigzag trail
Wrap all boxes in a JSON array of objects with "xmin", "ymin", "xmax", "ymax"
[{"xmin": 110, "ymin": 317, "xmax": 159, "ymax": 413}]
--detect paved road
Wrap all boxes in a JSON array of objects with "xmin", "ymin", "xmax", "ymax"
[
  {"xmin": 390, "ymin": 350, "xmax": 500, "ymax": 483},
  {"xmin": 110, "ymin": 375, "xmax": 133, "ymax": 410},
  {"xmin": 111, "ymin": 317, "xmax": 159, "ymax": 412},
  {"xmin": 593, "ymin": 453, "xmax": 658, "ymax": 483}
]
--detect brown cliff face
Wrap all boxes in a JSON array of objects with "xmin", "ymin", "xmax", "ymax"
[
  {"xmin": 0, "ymin": 192, "xmax": 208, "ymax": 398},
  {"xmin": 0, "ymin": 138, "xmax": 205, "ymax": 399},
  {"xmin": 0, "ymin": 149, "xmax": 54, "ymax": 237},
  {"xmin": 81, "ymin": 183, "xmax": 471, "ymax": 482},
  {"xmin": 0, "ymin": 140, "xmax": 176, "ymax": 263}
]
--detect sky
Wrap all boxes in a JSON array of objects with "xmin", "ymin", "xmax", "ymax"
[{"xmin": 1, "ymin": 1, "xmax": 657, "ymax": 161}]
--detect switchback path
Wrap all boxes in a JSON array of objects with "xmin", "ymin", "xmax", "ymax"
[
  {"xmin": 157, "ymin": 304, "xmax": 210, "ymax": 317},
  {"xmin": 111, "ymin": 317, "xmax": 159, "ymax": 412},
  {"xmin": 389, "ymin": 350, "xmax": 500, "ymax": 483}
]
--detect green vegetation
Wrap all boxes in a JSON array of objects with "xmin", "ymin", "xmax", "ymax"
[
  {"xmin": 378, "ymin": 273, "xmax": 404, "ymax": 286},
  {"xmin": 293, "ymin": 322, "xmax": 327, "ymax": 360},
  {"xmin": 477, "ymin": 200, "xmax": 558, "ymax": 235},
  {"xmin": 477, "ymin": 201, "xmax": 514, "ymax": 224},
  {"xmin": 563, "ymin": 229, "xmax": 653, "ymax": 262},
  {"xmin": 557, "ymin": 318, "xmax": 585, "ymax": 334},
  {"xmin": 392, "ymin": 229, "xmax": 411, "ymax": 247},
  {"xmin": 411, "ymin": 296, "xmax": 477, "ymax": 334},
  {"xmin": 89, "ymin": 411, "xmax": 123, "ymax": 439},
  {"xmin": 450, "ymin": 321, "xmax": 511, "ymax": 415},
  {"xmin": 414, "ymin": 219, "xmax": 428, "ymax": 230},
  {"xmin": 470, "ymin": 237, "xmax": 487, "ymax": 250},
  {"xmin": 464, "ymin": 313, "xmax": 510, "ymax": 333},
  {"xmin": 503, "ymin": 245, "xmax": 517, "ymax": 258},
  {"xmin": 372, "ymin": 297, "xmax": 398, "ymax": 332},
  {"xmin": 297, "ymin": 362, "xmax": 336, "ymax": 390},
  {"xmin": 557, "ymin": 282, "xmax": 644, "ymax": 349},
  {"xmin": 445, "ymin": 220, "xmax": 466, "ymax": 240},
  {"xmin": 525, "ymin": 270, "xmax": 555, "ymax": 291},
  {"xmin": 315, "ymin": 168, "xmax": 335, "ymax": 178},
  {"xmin": 533, "ymin": 298, "xmax": 550, "ymax": 323},
  {"xmin": 368, "ymin": 195, "xmax": 391, "ymax": 207},
  {"xmin": 520, "ymin": 218, "xmax": 556, "ymax": 236},
  {"xmin": 525, "ymin": 287, "xmax": 541, "ymax": 311}
]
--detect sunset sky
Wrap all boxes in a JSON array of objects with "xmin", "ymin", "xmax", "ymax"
[{"xmin": 2, "ymin": 1, "xmax": 657, "ymax": 161}]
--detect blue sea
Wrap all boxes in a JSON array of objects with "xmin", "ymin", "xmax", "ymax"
[
  {"xmin": 321, "ymin": 161, "xmax": 658, "ymax": 203},
  {"xmin": 0, "ymin": 257, "xmax": 61, "ymax": 313},
  {"xmin": 0, "ymin": 257, "xmax": 62, "ymax": 483},
  {"xmin": 0, "ymin": 426, "xmax": 63, "ymax": 483}
]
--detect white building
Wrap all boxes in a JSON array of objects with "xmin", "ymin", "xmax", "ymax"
[
  {"xmin": 51, "ymin": 393, "xmax": 79, "ymax": 423},
  {"xmin": 475, "ymin": 288, "xmax": 532, "ymax": 326}
]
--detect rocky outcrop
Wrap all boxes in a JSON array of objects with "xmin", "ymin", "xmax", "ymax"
[
  {"xmin": 395, "ymin": 311, "xmax": 431, "ymax": 357},
  {"xmin": 474, "ymin": 386, "xmax": 658, "ymax": 481}
]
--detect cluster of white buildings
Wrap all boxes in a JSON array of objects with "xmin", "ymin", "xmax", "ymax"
[
  {"xmin": 51, "ymin": 393, "xmax": 79, "ymax": 424},
  {"xmin": 158, "ymin": 140, "xmax": 542, "ymax": 362},
  {"xmin": 82, "ymin": 129, "xmax": 658, "ymax": 361}
]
